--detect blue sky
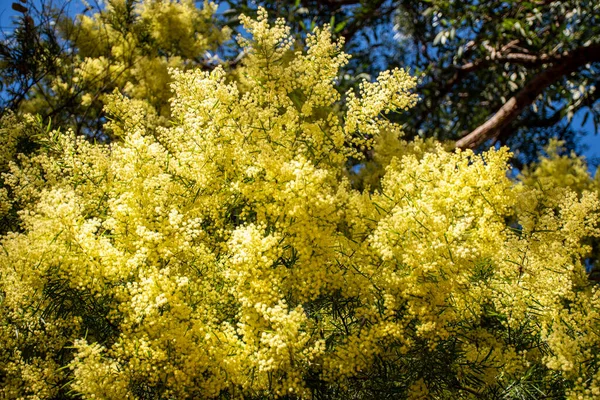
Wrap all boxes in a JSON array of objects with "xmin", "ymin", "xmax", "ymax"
[
  {"xmin": 1, "ymin": 0, "xmax": 598, "ymax": 169},
  {"xmin": 1, "ymin": 0, "xmax": 37, "ymax": 28},
  {"xmin": 0, "ymin": 0, "xmax": 16, "ymax": 30},
  {"xmin": 576, "ymin": 109, "xmax": 600, "ymax": 170}
]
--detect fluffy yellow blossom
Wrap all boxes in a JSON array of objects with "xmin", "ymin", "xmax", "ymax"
[{"xmin": 1, "ymin": 8, "xmax": 599, "ymax": 400}]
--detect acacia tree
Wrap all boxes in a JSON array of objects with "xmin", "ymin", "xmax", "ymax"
[
  {"xmin": 0, "ymin": 0, "xmax": 231, "ymax": 234},
  {"xmin": 1, "ymin": 10, "xmax": 600, "ymax": 399}
]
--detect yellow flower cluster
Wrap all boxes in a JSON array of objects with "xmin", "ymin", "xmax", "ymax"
[
  {"xmin": 19, "ymin": 0, "xmax": 230, "ymax": 123},
  {"xmin": 1, "ymin": 8, "xmax": 599, "ymax": 399},
  {"xmin": 520, "ymin": 139, "xmax": 600, "ymax": 194}
]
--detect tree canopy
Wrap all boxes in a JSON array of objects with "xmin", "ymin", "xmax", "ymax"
[{"xmin": 0, "ymin": 1, "xmax": 600, "ymax": 399}]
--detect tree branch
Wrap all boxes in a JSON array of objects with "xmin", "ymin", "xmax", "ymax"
[{"xmin": 456, "ymin": 43, "xmax": 600, "ymax": 149}]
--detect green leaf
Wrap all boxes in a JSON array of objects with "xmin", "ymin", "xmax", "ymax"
[
  {"xmin": 502, "ymin": 18, "xmax": 516, "ymax": 30},
  {"xmin": 335, "ymin": 20, "xmax": 347, "ymax": 33},
  {"xmin": 422, "ymin": 7, "xmax": 435, "ymax": 17}
]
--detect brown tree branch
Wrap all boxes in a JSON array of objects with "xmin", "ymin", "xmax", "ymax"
[{"xmin": 456, "ymin": 43, "xmax": 600, "ymax": 149}]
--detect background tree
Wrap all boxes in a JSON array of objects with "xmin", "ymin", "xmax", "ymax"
[{"xmin": 1, "ymin": 0, "xmax": 230, "ymax": 137}]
